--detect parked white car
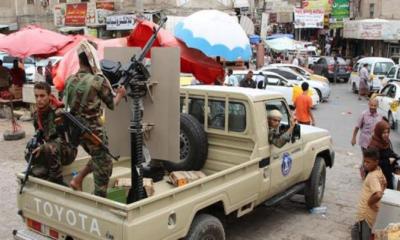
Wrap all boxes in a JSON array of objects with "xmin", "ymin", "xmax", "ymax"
[
  {"xmin": 375, "ymin": 81, "xmax": 400, "ymax": 130},
  {"xmin": 350, "ymin": 57, "xmax": 395, "ymax": 93},
  {"xmin": 260, "ymin": 66, "xmax": 331, "ymax": 102},
  {"xmin": 232, "ymin": 70, "xmax": 320, "ymax": 107},
  {"xmin": 383, "ymin": 65, "xmax": 400, "ymax": 83}
]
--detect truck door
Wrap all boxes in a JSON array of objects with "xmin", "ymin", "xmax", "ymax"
[{"xmin": 265, "ymin": 99, "xmax": 304, "ymax": 195}]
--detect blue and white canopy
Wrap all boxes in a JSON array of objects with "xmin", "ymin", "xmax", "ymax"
[{"xmin": 174, "ymin": 10, "xmax": 251, "ymax": 61}]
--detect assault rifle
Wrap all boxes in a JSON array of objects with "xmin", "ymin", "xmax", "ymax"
[
  {"xmin": 20, "ymin": 130, "xmax": 43, "ymax": 194},
  {"xmin": 100, "ymin": 17, "xmax": 167, "ymax": 204},
  {"xmin": 60, "ymin": 111, "xmax": 120, "ymax": 161}
]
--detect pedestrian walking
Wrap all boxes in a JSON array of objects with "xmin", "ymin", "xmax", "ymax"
[
  {"xmin": 0, "ymin": 60, "xmax": 11, "ymax": 90},
  {"xmin": 294, "ymin": 82, "xmax": 315, "ymax": 125},
  {"xmin": 224, "ymin": 68, "xmax": 239, "ymax": 86},
  {"xmin": 325, "ymin": 42, "xmax": 331, "ymax": 56},
  {"xmin": 65, "ymin": 41, "xmax": 126, "ymax": 198},
  {"xmin": 333, "ymin": 56, "xmax": 339, "ymax": 84},
  {"xmin": 368, "ymin": 120, "xmax": 398, "ymax": 189},
  {"xmin": 239, "ymin": 71, "xmax": 256, "ymax": 88},
  {"xmin": 359, "ymin": 63, "xmax": 370, "ymax": 100},
  {"xmin": 9, "ymin": 59, "xmax": 25, "ymax": 87},
  {"xmin": 353, "ymin": 148, "xmax": 386, "ymax": 240},
  {"xmin": 351, "ymin": 98, "xmax": 382, "ymax": 178}
]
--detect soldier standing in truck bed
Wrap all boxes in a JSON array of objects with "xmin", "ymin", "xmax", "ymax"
[{"xmin": 65, "ymin": 41, "xmax": 126, "ymax": 198}]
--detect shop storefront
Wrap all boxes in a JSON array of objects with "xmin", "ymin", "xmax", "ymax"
[{"xmin": 343, "ymin": 19, "xmax": 400, "ymax": 58}]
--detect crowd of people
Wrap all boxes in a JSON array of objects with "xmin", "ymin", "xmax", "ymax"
[{"xmin": 351, "ymin": 98, "xmax": 400, "ymax": 239}]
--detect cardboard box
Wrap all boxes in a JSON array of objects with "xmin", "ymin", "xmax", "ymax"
[
  {"xmin": 114, "ymin": 177, "xmax": 155, "ymax": 197},
  {"xmin": 169, "ymin": 171, "xmax": 206, "ymax": 187}
]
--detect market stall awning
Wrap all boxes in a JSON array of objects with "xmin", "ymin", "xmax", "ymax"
[
  {"xmin": 128, "ymin": 19, "xmax": 224, "ymax": 84},
  {"xmin": 0, "ymin": 25, "xmax": 74, "ymax": 58},
  {"xmin": 265, "ymin": 37, "xmax": 298, "ymax": 52}
]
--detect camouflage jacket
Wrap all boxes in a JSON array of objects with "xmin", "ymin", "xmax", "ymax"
[
  {"xmin": 268, "ymin": 127, "xmax": 291, "ymax": 148},
  {"xmin": 64, "ymin": 70, "xmax": 114, "ymax": 131},
  {"xmin": 33, "ymin": 105, "xmax": 62, "ymax": 142}
]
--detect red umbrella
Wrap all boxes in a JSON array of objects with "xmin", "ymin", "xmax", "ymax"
[
  {"xmin": 127, "ymin": 20, "xmax": 224, "ymax": 84},
  {"xmin": 0, "ymin": 25, "xmax": 73, "ymax": 58},
  {"xmin": 53, "ymin": 36, "xmax": 127, "ymax": 91}
]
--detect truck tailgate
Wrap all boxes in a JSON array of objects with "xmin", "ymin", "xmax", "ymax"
[{"xmin": 17, "ymin": 177, "xmax": 126, "ymax": 240}]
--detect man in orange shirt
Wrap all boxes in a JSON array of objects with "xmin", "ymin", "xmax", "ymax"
[{"xmin": 294, "ymin": 82, "xmax": 315, "ymax": 125}]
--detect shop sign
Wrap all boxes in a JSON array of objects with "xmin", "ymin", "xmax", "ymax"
[
  {"xmin": 53, "ymin": 4, "xmax": 66, "ymax": 27},
  {"xmin": 65, "ymin": 3, "xmax": 87, "ymax": 26},
  {"xmin": 330, "ymin": 0, "xmax": 349, "ymax": 28},
  {"xmin": 294, "ymin": 8, "xmax": 324, "ymax": 29},
  {"xmin": 302, "ymin": 0, "xmax": 333, "ymax": 13},
  {"xmin": 106, "ymin": 15, "xmax": 136, "ymax": 30},
  {"xmin": 96, "ymin": 2, "xmax": 114, "ymax": 25}
]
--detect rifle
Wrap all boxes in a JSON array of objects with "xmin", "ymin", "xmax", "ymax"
[
  {"xmin": 20, "ymin": 130, "xmax": 43, "ymax": 194},
  {"xmin": 60, "ymin": 111, "xmax": 120, "ymax": 161}
]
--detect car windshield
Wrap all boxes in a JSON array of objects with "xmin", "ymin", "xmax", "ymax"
[{"xmin": 373, "ymin": 62, "xmax": 394, "ymax": 75}]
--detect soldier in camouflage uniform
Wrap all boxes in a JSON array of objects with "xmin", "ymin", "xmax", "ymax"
[
  {"xmin": 31, "ymin": 82, "xmax": 77, "ymax": 185},
  {"xmin": 65, "ymin": 40, "xmax": 126, "ymax": 197},
  {"xmin": 267, "ymin": 109, "xmax": 296, "ymax": 148}
]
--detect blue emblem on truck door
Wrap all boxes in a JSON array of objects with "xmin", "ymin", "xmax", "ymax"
[{"xmin": 281, "ymin": 153, "xmax": 292, "ymax": 176}]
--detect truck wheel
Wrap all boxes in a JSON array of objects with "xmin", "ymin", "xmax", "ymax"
[
  {"xmin": 185, "ymin": 214, "xmax": 225, "ymax": 240},
  {"xmin": 3, "ymin": 130, "xmax": 25, "ymax": 141},
  {"xmin": 304, "ymin": 157, "xmax": 326, "ymax": 209},
  {"xmin": 164, "ymin": 113, "xmax": 208, "ymax": 171}
]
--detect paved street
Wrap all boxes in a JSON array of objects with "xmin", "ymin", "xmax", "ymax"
[{"xmin": 0, "ymin": 83, "xmax": 399, "ymax": 240}]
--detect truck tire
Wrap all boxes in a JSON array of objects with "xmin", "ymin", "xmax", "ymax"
[
  {"xmin": 3, "ymin": 130, "xmax": 25, "ymax": 141},
  {"xmin": 304, "ymin": 157, "xmax": 326, "ymax": 209},
  {"xmin": 185, "ymin": 214, "xmax": 225, "ymax": 240},
  {"xmin": 164, "ymin": 113, "xmax": 208, "ymax": 171}
]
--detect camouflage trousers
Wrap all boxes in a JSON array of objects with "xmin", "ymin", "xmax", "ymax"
[
  {"xmin": 80, "ymin": 129, "xmax": 112, "ymax": 198},
  {"xmin": 33, "ymin": 140, "xmax": 77, "ymax": 183}
]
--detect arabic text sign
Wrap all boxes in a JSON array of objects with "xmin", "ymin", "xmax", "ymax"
[
  {"xmin": 65, "ymin": 3, "xmax": 87, "ymax": 26},
  {"xmin": 294, "ymin": 9, "xmax": 324, "ymax": 29},
  {"xmin": 302, "ymin": 0, "xmax": 332, "ymax": 13},
  {"xmin": 106, "ymin": 15, "xmax": 135, "ymax": 30}
]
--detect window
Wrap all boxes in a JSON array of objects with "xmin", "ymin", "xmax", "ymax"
[
  {"xmin": 188, "ymin": 98, "xmax": 205, "ymax": 124},
  {"xmin": 185, "ymin": 97, "xmax": 246, "ymax": 132},
  {"xmin": 265, "ymin": 100, "xmax": 290, "ymax": 125},
  {"xmin": 228, "ymin": 102, "xmax": 246, "ymax": 132},
  {"xmin": 27, "ymin": 0, "xmax": 34, "ymax": 4},
  {"xmin": 373, "ymin": 62, "xmax": 394, "ymax": 75},
  {"xmin": 396, "ymin": 69, "xmax": 400, "ymax": 80},
  {"xmin": 387, "ymin": 67, "xmax": 396, "ymax": 78},
  {"xmin": 59, "ymin": 0, "xmax": 66, "ymax": 3},
  {"xmin": 369, "ymin": 3, "xmax": 375, "ymax": 18},
  {"xmin": 380, "ymin": 85, "xmax": 392, "ymax": 96},
  {"xmin": 388, "ymin": 86, "xmax": 396, "ymax": 98},
  {"xmin": 208, "ymin": 100, "xmax": 225, "ymax": 130}
]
